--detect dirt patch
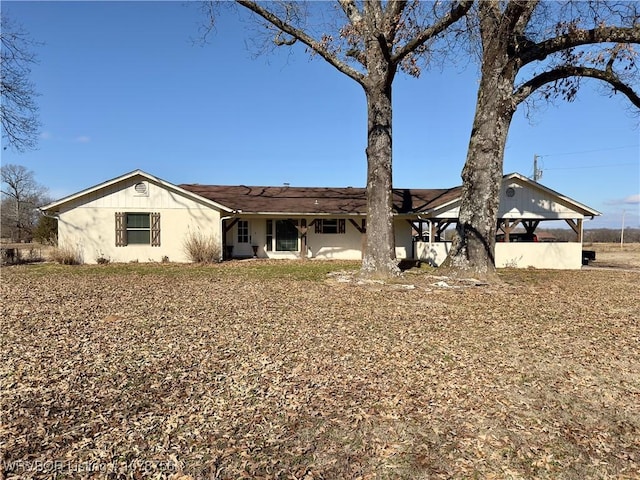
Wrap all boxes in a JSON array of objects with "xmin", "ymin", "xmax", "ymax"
[{"xmin": 1, "ymin": 263, "xmax": 639, "ymax": 479}]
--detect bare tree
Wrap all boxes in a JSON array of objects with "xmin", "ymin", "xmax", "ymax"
[
  {"xmin": 446, "ymin": 0, "xmax": 640, "ymax": 277},
  {"xmin": 1, "ymin": 14, "xmax": 41, "ymax": 152},
  {"xmin": 1, "ymin": 164, "xmax": 49, "ymax": 242},
  {"xmin": 205, "ymin": 1, "xmax": 472, "ymax": 277}
]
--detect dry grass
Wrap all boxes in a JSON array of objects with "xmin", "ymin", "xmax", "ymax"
[
  {"xmin": 586, "ymin": 242, "xmax": 640, "ymax": 269},
  {"xmin": 1, "ymin": 260, "xmax": 639, "ymax": 479}
]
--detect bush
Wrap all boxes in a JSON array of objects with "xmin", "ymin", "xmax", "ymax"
[
  {"xmin": 51, "ymin": 243, "xmax": 83, "ymax": 265},
  {"xmin": 183, "ymin": 230, "xmax": 221, "ymax": 264}
]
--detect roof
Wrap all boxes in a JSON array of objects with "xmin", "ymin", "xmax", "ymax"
[
  {"xmin": 40, "ymin": 169, "xmax": 600, "ymax": 219},
  {"xmin": 179, "ymin": 184, "xmax": 463, "ymax": 215}
]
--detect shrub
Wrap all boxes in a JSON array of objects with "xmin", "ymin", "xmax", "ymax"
[
  {"xmin": 183, "ymin": 230, "xmax": 221, "ymax": 264},
  {"xmin": 51, "ymin": 243, "xmax": 83, "ymax": 265}
]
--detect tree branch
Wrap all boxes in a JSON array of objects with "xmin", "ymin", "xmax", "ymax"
[
  {"xmin": 338, "ymin": 0, "xmax": 363, "ymax": 24},
  {"xmin": 503, "ymin": 0, "xmax": 539, "ymax": 35},
  {"xmin": 513, "ymin": 65, "xmax": 640, "ymax": 108},
  {"xmin": 391, "ymin": 0, "xmax": 473, "ymax": 65},
  {"xmin": 519, "ymin": 24, "xmax": 640, "ymax": 66},
  {"xmin": 235, "ymin": 0, "xmax": 366, "ymax": 85}
]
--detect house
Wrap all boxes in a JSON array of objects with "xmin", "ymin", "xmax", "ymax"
[{"xmin": 40, "ymin": 169, "xmax": 599, "ymax": 269}]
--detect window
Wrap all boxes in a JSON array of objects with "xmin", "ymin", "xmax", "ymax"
[
  {"xmin": 266, "ymin": 220, "xmax": 273, "ymax": 251},
  {"xmin": 276, "ymin": 219, "xmax": 298, "ymax": 251},
  {"xmin": 315, "ymin": 218, "xmax": 346, "ymax": 234},
  {"xmin": 127, "ymin": 213, "xmax": 150, "ymax": 244},
  {"xmin": 237, "ymin": 220, "xmax": 249, "ymax": 243},
  {"xmin": 115, "ymin": 212, "xmax": 160, "ymax": 246}
]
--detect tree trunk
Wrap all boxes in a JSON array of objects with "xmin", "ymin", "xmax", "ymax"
[
  {"xmin": 447, "ymin": 44, "xmax": 517, "ymax": 277},
  {"xmin": 360, "ymin": 69, "xmax": 400, "ymax": 278},
  {"xmin": 356, "ymin": 10, "xmax": 400, "ymax": 279}
]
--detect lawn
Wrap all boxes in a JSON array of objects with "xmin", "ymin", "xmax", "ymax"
[{"xmin": 1, "ymin": 260, "xmax": 638, "ymax": 479}]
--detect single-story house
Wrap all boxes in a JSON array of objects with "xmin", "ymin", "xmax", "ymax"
[{"xmin": 40, "ymin": 169, "xmax": 600, "ymax": 269}]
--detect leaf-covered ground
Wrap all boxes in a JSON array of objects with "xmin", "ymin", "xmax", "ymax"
[{"xmin": 1, "ymin": 261, "xmax": 639, "ymax": 479}]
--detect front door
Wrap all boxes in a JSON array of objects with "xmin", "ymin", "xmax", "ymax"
[{"xmin": 235, "ymin": 219, "xmax": 252, "ymax": 257}]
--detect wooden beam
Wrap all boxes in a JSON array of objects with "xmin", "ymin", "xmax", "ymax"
[
  {"xmin": 224, "ymin": 217, "xmax": 239, "ymax": 234},
  {"xmin": 565, "ymin": 219, "xmax": 580, "ymax": 237},
  {"xmin": 523, "ymin": 220, "xmax": 540, "ymax": 234},
  {"xmin": 436, "ymin": 220, "xmax": 451, "ymax": 236},
  {"xmin": 299, "ymin": 219, "xmax": 307, "ymax": 258},
  {"xmin": 499, "ymin": 219, "xmax": 521, "ymax": 242},
  {"xmin": 349, "ymin": 218, "xmax": 366, "ymax": 234}
]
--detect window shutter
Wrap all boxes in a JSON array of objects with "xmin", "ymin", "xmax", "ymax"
[
  {"xmin": 315, "ymin": 220, "xmax": 322, "ymax": 234},
  {"xmin": 338, "ymin": 219, "xmax": 346, "ymax": 234},
  {"xmin": 115, "ymin": 212, "xmax": 127, "ymax": 246},
  {"xmin": 151, "ymin": 212, "xmax": 161, "ymax": 246}
]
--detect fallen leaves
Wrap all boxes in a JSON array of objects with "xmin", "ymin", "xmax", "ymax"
[{"xmin": 1, "ymin": 263, "xmax": 639, "ymax": 479}]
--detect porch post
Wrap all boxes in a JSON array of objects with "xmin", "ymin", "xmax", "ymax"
[{"xmin": 300, "ymin": 219, "xmax": 308, "ymax": 258}]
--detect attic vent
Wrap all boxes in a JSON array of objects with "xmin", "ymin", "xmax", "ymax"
[{"xmin": 133, "ymin": 182, "xmax": 148, "ymax": 196}]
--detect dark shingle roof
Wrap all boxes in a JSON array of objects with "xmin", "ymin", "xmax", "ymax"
[{"xmin": 179, "ymin": 184, "xmax": 462, "ymax": 215}]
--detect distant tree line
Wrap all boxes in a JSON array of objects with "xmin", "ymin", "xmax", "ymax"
[{"xmin": 542, "ymin": 228, "xmax": 640, "ymax": 243}]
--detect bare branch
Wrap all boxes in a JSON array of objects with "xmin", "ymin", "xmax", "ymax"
[
  {"xmin": 235, "ymin": 1, "xmax": 365, "ymax": 84},
  {"xmin": 391, "ymin": 0, "xmax": 473, "ymax": 65},
  {"xmin": 514, "ymin": 65, "xmax": 640, "ymax": 108},
  {"xmin": 338, "ymin": 0, "xmax": 363, "ymax": 24},
  {"xmin": 519, "ymin": 24, "xmax": 640, "ymax": 66},
  {"xmin": 504, "ymin": 0, "xmax": 539, "ymax": 35},
  {"xmin": 0, "ymin": 14, "xmax": 41, "ymax": 152}
]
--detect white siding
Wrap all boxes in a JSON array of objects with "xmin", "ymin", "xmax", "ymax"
[
  {"xmin": 416, "ymin": 241, "xmax": 583, "ymax": 269},
  {"xmin": 57, "ymin": 177, "xmax": 221, "ymax": 264},
  {"xmin": 415, "ymin": 241, "xmax": 452, "ymax": 266},
  {"xmin": 499, "ymin": 179, "xmax": 583, "ymax": 220},
  {"xmin": 495, "ymin": 242, "xmax": 583, "ymax": 269}
]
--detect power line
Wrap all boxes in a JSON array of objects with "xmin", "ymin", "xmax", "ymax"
[
  {"xmin": 544, "ymin": 162, "xmax": 638, "ymax": 171},
  {"xmin": 539, "ymin": 144, "xmax": 639, "ymax": 158}
]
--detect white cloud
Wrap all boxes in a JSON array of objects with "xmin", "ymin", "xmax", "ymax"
[
  {"xmin": 40, "ymin": 131, "xmax": 53, "ymax": 140},
  {"xmin": 74, "ymin": 136, "xmax": 91, "ymax": 143},
  {"xmin": 605, "ymin": 194, "xmax": 640, "ymax": 206},
  {"xmin": 623, "ymin": 194, "xmax": 640, "ymax": 205}
]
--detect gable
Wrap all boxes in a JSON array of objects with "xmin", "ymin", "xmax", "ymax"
[
  {"xmin": 41, "ymin": 170, "xmax": 231, "ymax": 214},
  {"xmin": 422, "ymin": 173, "xmax": 600, "ymax": 220},
  {"xmin": 499, "ymin": 174, "xmax": 600, "ymax": 219}
]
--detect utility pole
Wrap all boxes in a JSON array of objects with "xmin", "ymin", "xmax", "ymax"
[
  {"xmin": 533, "ymin": 154, "xmax": 542, "ymax": 182},
  {"xmin": 621, "ymin": 209, "xmax": 626, "ymax": 249}
]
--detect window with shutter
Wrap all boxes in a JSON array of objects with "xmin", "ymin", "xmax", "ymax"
[
  {"xmin": 315, "ymin": 219, "xmax": 346, "ymax": 234},
  {"xmin": 115, "ymin": 212, "xmax": 160, "ymax": 246}
]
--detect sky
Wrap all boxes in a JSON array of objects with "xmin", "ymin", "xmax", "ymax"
[{"xmin": 2, "ymin": 1, "xmax": 639, "ymax": 229}]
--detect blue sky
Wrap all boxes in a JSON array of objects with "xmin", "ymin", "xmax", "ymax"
[{"xmin": 3, "ymin": 1, "xmax": 639, "ymax": 229}]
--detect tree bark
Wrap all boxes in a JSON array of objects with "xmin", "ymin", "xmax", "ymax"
[
  {"xmin": 447, "ymin": 32, "xmax": 517, "ymax": 277},
  {"xmin": 361, "ymin": 81, "xmax": 399, "ymax": 277},
  {"xmin": 360, "ymin": 22, "xmax": 400, "ymax": 278}
]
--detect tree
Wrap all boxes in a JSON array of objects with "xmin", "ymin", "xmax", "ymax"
[
  {"xmin": 205, "ymin": 1, "xmax": 472, "ymax": 277},
  {"xmin": 1, "ymin": 13, "xmax": 41, "ymax": 152},
  {"xmin": 1, "ymin": 164, "xmax": 49, "ymax": 242},
  {"xmin": 447, "ymin": 0, "xmax": 640, "ymax": 276},
  {"xmin": 32, "ymin": 214, "xmax": 57, "ymax": 245}
]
